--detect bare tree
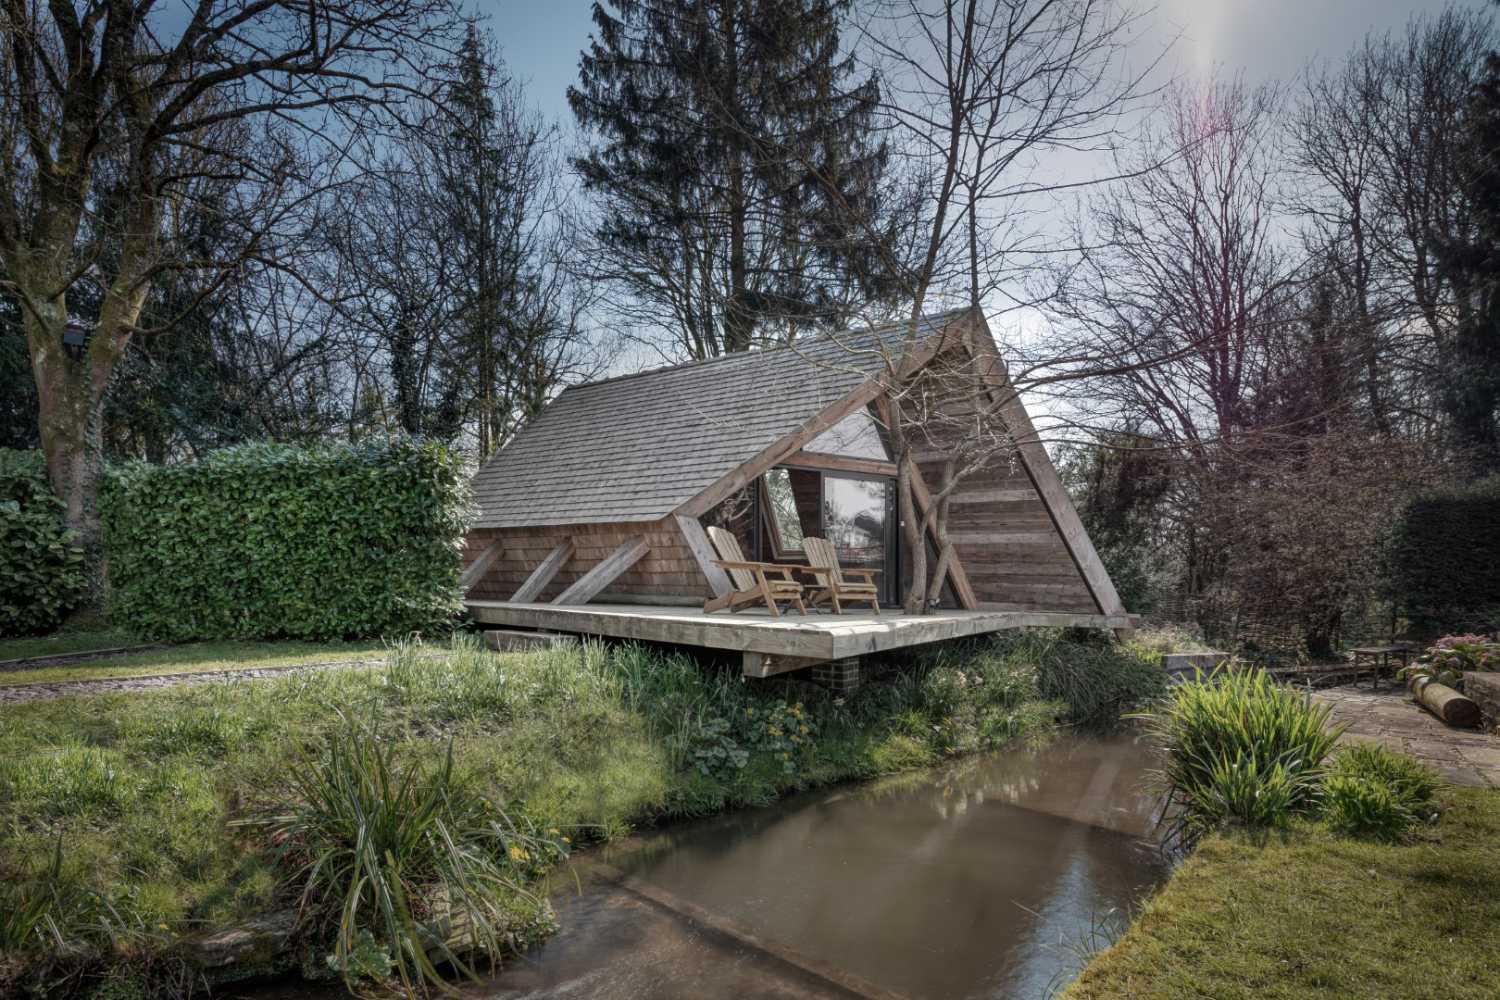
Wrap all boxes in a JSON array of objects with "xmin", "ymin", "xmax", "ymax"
[
  {"xmin": 0, "ymin": 0, "xmax": 465, "ymax": 561},
  {"xmin": 1053, "ymin": 79, "xmax": 1295, "ymax": 459},
  {"xmin": 789, "ymin": 0, "xmax": 1155, "ymax": 613}
]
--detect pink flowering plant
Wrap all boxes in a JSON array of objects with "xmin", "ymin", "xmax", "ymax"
[{"xmin": 1404, "ymin": 634, "xmax": 1500, "ymax": 688}]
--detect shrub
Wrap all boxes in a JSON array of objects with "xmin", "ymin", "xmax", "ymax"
[
  {"xmin": 1015, "ymin": 630, "xmax": 1167, "ymax": 729},
  {"xmin": 253, "ymin": 716, "xmax": 561, "ymax": 994},
  {"xmin": 0, "ymin": 449, "xmax": 84, "ymax": 636},
  {"xmin": 1321, "ymin": 743, "xmax": 1439, "ymax": 841},
  {"xmin": 1144, "ymin": 669, "xmax": 1343, "ymax": 844},
  {"xmin": 1390, "ymin": 476, "xmax": 1500, "ymax": 635},
  {"xmin": 101, "ymin": 439, "xmax": 470, "ymax": 641},
  {"xmin": 1406, "ymin": 634, "xmax": 1500, "ymax": 687}
]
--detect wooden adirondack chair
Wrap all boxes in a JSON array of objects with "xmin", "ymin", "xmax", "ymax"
[
  {"xmin": 801, "ymin": 536, "xmax": 880, "ymax": 615},
  {"xmin": 703, "ymin": 526, "xmax": 808, "ymax": 617}
]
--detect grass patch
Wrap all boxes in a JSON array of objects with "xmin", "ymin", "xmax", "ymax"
[
  {"xmin": 0, "ymin": 628, "xmax": 141, "ymax": 663},
  {"xmin": 0, "ymin": 640, "xmax": 388, "ymax": 686},
  {"xmin": 1321, "ymin": 742, "xmax": 1441, "ymax": 842},
  {"xmin": 0, "ymin": 630, "xmax": 1144, "ymax": 993},
  {"xmin": 1060, "ymin": 787, "xmax": 1500, "ymax": 1000}
]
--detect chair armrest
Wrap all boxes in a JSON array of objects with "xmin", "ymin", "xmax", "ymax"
[
  {"xmin": 713, "ymin": 559, "xmax": 804, "ymax": 580},
  {"xmin": 841, "ymin": 568, "xmax": 880, "ymax": 580}
]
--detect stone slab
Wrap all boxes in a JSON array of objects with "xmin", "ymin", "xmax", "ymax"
[
  {"xmin": 1313, "ymin": 685, "xmax": 1500, "ymax": 789},
  {"xmin": 1162, "ymin": 651, "xmax": 1232, "ymax": 675}
]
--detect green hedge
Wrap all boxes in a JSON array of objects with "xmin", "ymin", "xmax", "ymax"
[
  {"xmin": 101, "ymin": 440, "xmax": 472, "ymax": 641},
  {"xmin": 1390, "ymin": 476, "xmax": 1500, "ymax": 635},
  {"xmin": 0, "ymin": 449, "xmax": 84, "ymax": 636}
]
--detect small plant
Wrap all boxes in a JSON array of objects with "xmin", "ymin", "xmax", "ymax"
[
  {"xmin": 1405, "ymin": 634, "xmax": 1500, "ymax": 688},
  {"xmin": 0, "ymin": 843, "xmax": 68, "ymax": 956},
  {"xmin": 253, "ymin": 715, "xmax": 553, "ymax": 995},
  {"xmin": 688, "ymin": 714, "xmax": 749, "ymax": 776},
  {"xmin": 1321, "ymin": 743, "xmax": 1438, "ymax": 840},
  {"xmin": 1142, "ymin": 669, "xmax": 1343, "ymax": 845}
]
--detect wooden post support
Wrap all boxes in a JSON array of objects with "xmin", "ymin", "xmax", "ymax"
[
  {"xmin": 511, "ymin": 540, "xmax": 574, "ymax": 603},
  {"xmin": 675, "ymin": 514, "xmax": 733, "ymax": 599},
  {"xmin": 459, "ymin": 540, "xmax": 504, "ymax": 592},
  {"xmin": 552, "ymin": 536, "xmax": 651, "ymax": 606},
  {"xmin": 872, "ymin": 395, "xmax": 977, "ymax": 609}
]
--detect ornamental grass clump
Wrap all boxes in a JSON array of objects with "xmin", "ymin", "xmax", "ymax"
[
  {"xmin": 1321, "ymin": 742, "xmax": 1439, "ymax": 841},
  {"xmin": 255, "ymin": 715, "xmax": 560, "ymax": 995},
  {"xmin": 1144, "ymin": 669, "xmax": 1343, "ymax": 846}
]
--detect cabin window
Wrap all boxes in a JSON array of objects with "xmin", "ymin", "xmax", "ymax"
[
  {"xmin": 761, "ymin": 468, "xmax": 807, "ymax": 554},
  {"xmin": 803, "ymin": 408, "xmax": 890, "ymax": 461}
]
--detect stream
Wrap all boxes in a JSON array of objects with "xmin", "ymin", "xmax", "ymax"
[{"xmin": 245, "ymin": 731, "xmax": 1167, "ymax": 1000}]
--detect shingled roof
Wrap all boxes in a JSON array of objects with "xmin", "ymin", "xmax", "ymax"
[{"xmin": 470, "ymin": 310, "xmax": 968, "ymax": 529}]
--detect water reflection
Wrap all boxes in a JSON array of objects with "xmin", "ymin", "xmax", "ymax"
[{"xmin": 241, "ymin": 731, "xmax": 1166, "ymax": 1000}]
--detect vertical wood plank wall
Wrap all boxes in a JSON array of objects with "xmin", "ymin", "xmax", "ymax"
[{"xmin": 462, "ymin": 519, "xmax": 710, "ymax": 604}]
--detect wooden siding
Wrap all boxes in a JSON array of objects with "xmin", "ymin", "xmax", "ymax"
[
  {"xmin": 462, "ymin": 519, "xmax": 710, "ymax": 604},
  {"xmin": 908, "ymin": 369, "xmax": 1099, "ymax": 615}
]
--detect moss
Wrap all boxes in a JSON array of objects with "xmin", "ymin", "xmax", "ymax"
[{"xmin": 1061, "ymin": 788, "xmax": 1500, "ymax": 1000}]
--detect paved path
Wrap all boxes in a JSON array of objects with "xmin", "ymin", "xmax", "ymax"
[
  {"xmin": 0, "ymin": 657, "xmax": 389, "ymax": 706},
  {"xmin": 1313, "ymin": 684, "xmax": 1500, "ymax": 788}
]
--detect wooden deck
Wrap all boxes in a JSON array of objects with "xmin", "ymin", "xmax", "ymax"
[{"xmin": 466, "ymin": 600, "xmax": 1133, "ymax": 677}]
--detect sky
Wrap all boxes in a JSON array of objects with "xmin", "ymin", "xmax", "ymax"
[
  {"xmin": 469, "ymin": 0, "xmax": 1463, "ymax": 408},
  {"xmin": 478, "ymin": 0, "xmax": 1453, "ymax": 133}
]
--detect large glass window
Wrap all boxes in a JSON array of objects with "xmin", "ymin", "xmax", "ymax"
[{"xmin": 804, "ymin": 408, "xmax": 890, "ymax": 460}]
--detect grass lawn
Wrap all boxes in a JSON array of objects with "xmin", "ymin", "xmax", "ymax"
[
  {"xmin": 0, "ymin": 628, "xmax": 146, "ymax": 662},
  {"xmin": 0, "ymin": 639, "xmax": 390, "ymax": 686},
  {"xmin": 1062, "ymin": 787, "xmax": 1500, "ymax": 1000},
  {"xmin": 1, "ymin": 631, "xmax": 1114, "ymax": 993}
]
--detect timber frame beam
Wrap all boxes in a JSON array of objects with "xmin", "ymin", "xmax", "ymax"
[
  {"xmin": 675, "ymin": 514, "xmax": 733, "ymax": 599},
  {"xmin": 871, "ymin": 395, "xmax": 979, "ymax": 609},
  {"xmin": 553, "ymin": 536, "xmax": 651, "ymax": 605},
  {"xmin": 511, "ymin": 539, "xmax": 574, "ymax": 603},
  {"xmin": 459, "ymin": 540, "xmax": 504, "ymax": 593}
]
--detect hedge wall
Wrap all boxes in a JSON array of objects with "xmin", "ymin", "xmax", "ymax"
[
  {"xmin": 1389, "ymin": 476, "xmax": 1500, "ymax": 635},
  {"xmin": 102, "ymin": 440, "xmax": 472, "ymax": 641},
  {"xmin": 0, "ymin": 449, "xmax": 84, "ymax": 636}
]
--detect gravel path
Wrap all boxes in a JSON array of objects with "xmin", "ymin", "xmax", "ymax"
[{"xmin": 0, "ymin": 656, "xmax": 390, "ymax": 705}]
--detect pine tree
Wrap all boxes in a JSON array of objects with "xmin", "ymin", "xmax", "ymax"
[{"xmin": 568, "ymin": 0, "xmax": 905, "ymax": 357}]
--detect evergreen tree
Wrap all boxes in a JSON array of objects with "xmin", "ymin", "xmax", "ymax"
[
  {"xmin": 1433, "ymin": 10, "xmax": 1500, "ymax": 471},
  {"xmin": 568, "ymin": 0, "xmax": 905, "ymax": 357}
]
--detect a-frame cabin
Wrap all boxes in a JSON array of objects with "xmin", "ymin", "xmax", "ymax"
[{"xmin": 462, "ymin": 308, "xmax": 1132, "ymax": 682}]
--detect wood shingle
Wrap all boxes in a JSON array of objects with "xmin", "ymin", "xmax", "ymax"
[{"xmin": 471, "ymin": 312, "xmax": 964, "ymax": 529}]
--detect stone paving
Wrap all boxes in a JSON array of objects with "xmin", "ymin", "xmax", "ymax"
[{"xmin": 1312, "ymin": 684, "xmax": 1500, "ymax": 788}]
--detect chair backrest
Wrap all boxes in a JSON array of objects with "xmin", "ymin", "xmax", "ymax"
[
  {"xmin": 707, "ymin": 525, "xmax": 757, "ymax": 591},
  {"xmin": 803, "ymin": 537, "xmax": 844, "ymax": 586}
]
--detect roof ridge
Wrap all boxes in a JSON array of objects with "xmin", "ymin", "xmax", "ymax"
[{"xmin": 563, "ymin": 308, "xmax": 972, "ymax": 395}]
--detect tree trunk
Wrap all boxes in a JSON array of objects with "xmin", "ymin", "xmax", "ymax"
[{"xmin": 29, "ymin": 310, "xmax": 113, "ymax": 570}]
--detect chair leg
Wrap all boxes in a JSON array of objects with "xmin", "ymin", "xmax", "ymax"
[
  {"xmin": 869, "ymin": 597, "xmax": 880, "ymax": 615},
  {"xmin": 759, "ymin": 576, "xmax": 780, "ymax": 618},
  {"xmin": 830, "ymin": 592, "xmax": 843, "ymax": 614}
]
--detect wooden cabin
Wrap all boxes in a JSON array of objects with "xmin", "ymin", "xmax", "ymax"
[{"xmin": 461, "ymin": 308, "xmax": 1132, "ymax": 685}]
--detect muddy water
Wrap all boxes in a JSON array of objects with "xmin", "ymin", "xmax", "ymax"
[{"xmin": 253, "ymin": 731, "xmax": 1166, "ymax": 1000}]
